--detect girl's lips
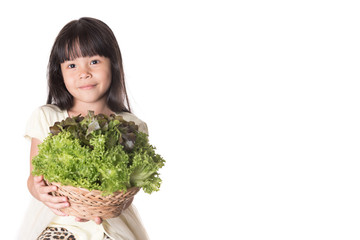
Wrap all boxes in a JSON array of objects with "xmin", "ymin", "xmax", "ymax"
[{"xmin": 79, "ymin": 84, "xmax": 96, "ymax": 90}]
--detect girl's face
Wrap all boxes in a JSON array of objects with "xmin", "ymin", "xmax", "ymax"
[{"xmin": 60, "ymin": 55, "xmax": 112, "ymax": 106}]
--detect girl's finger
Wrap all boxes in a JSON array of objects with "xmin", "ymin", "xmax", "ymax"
[
  {"xmin": 50, "ymin": 208, "xmax": 68, "ymax": 216},
  {"xmin": 49, "ymin": 196, "xmax": 68, "ymax": 204},
  {"xmin": 42, "ymin": 194, "xmax": 68, "ymax": 204},
  {"xmin": 75, "ymin": 217, "xmax": 89, "ymax": 222},
  {"xmin": 33, "ymin": 175, "xmax": 43, "ymax": 183},
  {"xmin": 46, "ymin": 201, "xmax": 69, "ymax": 209},
  {"xmin": 34, "ymin": 176, "xmax": 46, "ymax": 186},
  {"xmin": 39, "ymin": 185, "xmax": 57, "ymax": 194},
  {"xmin": 94, "ymin": 217, "xmax": 102, "ymax": 225}
]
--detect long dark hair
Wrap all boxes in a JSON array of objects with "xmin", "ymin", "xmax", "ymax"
[{"xmin": 46, "ymin": 17, "xmax": 131, "ymax": 113}]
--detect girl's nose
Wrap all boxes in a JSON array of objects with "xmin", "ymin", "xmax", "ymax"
[{"xmin": 79, "ymin": 67, "xmax": 92, "ymax": 79}]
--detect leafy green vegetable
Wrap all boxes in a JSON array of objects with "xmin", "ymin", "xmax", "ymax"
[{"xmin": 32, "ymin": 111, "xmax": 165, "ymax": 195}]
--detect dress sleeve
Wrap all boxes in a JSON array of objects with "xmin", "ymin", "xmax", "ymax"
[
  {"xmin": 24, "ymin": 107, "xmax": 50, "ymax": 141},
  {"xmin": 138, "ymin": 122, "xmax": 149, "ymax": 135},
  {"xmin": 119, "ymin": 112, "xmax": 149, "ymax": 135}
]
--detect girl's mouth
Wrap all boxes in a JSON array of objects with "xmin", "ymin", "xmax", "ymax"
[{"xmin": 79, "ymin": 84, "xmax": 96, "ymax": 90}]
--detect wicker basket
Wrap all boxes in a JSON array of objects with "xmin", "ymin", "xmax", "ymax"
[{"xmin": 46, "ymin": 181, "xmax": 140, "ymax": 220}]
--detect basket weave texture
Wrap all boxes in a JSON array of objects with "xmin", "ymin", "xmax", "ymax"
[{"xmin": 47, "ymin": 181, "xmax": 140, "ymax": 220}]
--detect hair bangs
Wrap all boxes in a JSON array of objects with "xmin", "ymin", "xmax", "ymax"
[{"xmin": 57, "ymin": 28, "xmax": 109, "ymax": 63}]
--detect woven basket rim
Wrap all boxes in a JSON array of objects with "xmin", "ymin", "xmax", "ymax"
[{"xmin": 47, "ymin": 181, "xmax": 140, "ymax": 195}]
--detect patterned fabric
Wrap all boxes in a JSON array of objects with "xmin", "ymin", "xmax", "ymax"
[{"xmin": 37, "ymin": 227, "xmax": 112, "ymax": 240}]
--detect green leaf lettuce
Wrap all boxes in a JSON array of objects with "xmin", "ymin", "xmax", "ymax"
[{"xmin": 32, "ymin": 111, "xmax": 165, "ymax": 195}]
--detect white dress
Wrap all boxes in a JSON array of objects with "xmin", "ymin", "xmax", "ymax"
[{"xmin": 18, "ymin": 104, "xmax": 150, "ymax": 240}]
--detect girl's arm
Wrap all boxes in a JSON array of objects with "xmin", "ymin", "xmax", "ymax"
[{"xmin": 27, "ymin": 138, "xmax": 70, "ymax": 216}]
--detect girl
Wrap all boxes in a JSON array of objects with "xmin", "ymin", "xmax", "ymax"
[{"xmin": 20, "ymin": 17, "xmax": 150, "ymax": 240}]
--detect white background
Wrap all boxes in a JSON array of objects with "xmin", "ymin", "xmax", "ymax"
[{"xmin": 1, "ymin": 0, "xmax": 360, "ymax": 239}]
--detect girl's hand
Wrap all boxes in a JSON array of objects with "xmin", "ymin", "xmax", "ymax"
[
  {"xmin": 31, "ymin": 175, "xmax": 102, "ymax": 223},
  {"xmin": 75, "ymin": 217, "xmax": 102, "ymax": 225},
  {"xmin": 31, "ymin": 175, "xmax": 70, "ymax": 216}
]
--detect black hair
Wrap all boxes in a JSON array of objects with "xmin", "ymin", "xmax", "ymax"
[{"xmin": 46, "ymin": 17, "xmax": 131, "ymax": 113}]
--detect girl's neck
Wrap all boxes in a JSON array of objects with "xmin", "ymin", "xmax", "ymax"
[{"xmin": 67, "ymin": 101, "xmax": 114, "ymax": 117}]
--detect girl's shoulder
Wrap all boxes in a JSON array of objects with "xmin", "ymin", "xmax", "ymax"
[
  {"xmin": 31, "ymin": 104, "xmax": 68, "ymax": 125},
  {"xmin": 117, "ymin": 111, "xmax": 149, "ymax": 135},
  {"xmin": 25, "ymin": 104, "xmax": 68, "ymax": 141},
  {"xmin": 39, "ymin": 104, "xmax": 66, "ymax": 114}
]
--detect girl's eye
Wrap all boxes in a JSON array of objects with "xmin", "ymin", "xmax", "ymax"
[
  {"xmin": 91, "ymin": 60, "xmax": 99, "ymax": 65},
  {"xmin": 68, "ymin": 64, "xmax": 76, "ymax": 69}
]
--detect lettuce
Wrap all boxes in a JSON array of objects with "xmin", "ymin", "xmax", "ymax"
[{"xmin": 32, "ymin": 111, "xmax": 165, "ymax": 195}]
